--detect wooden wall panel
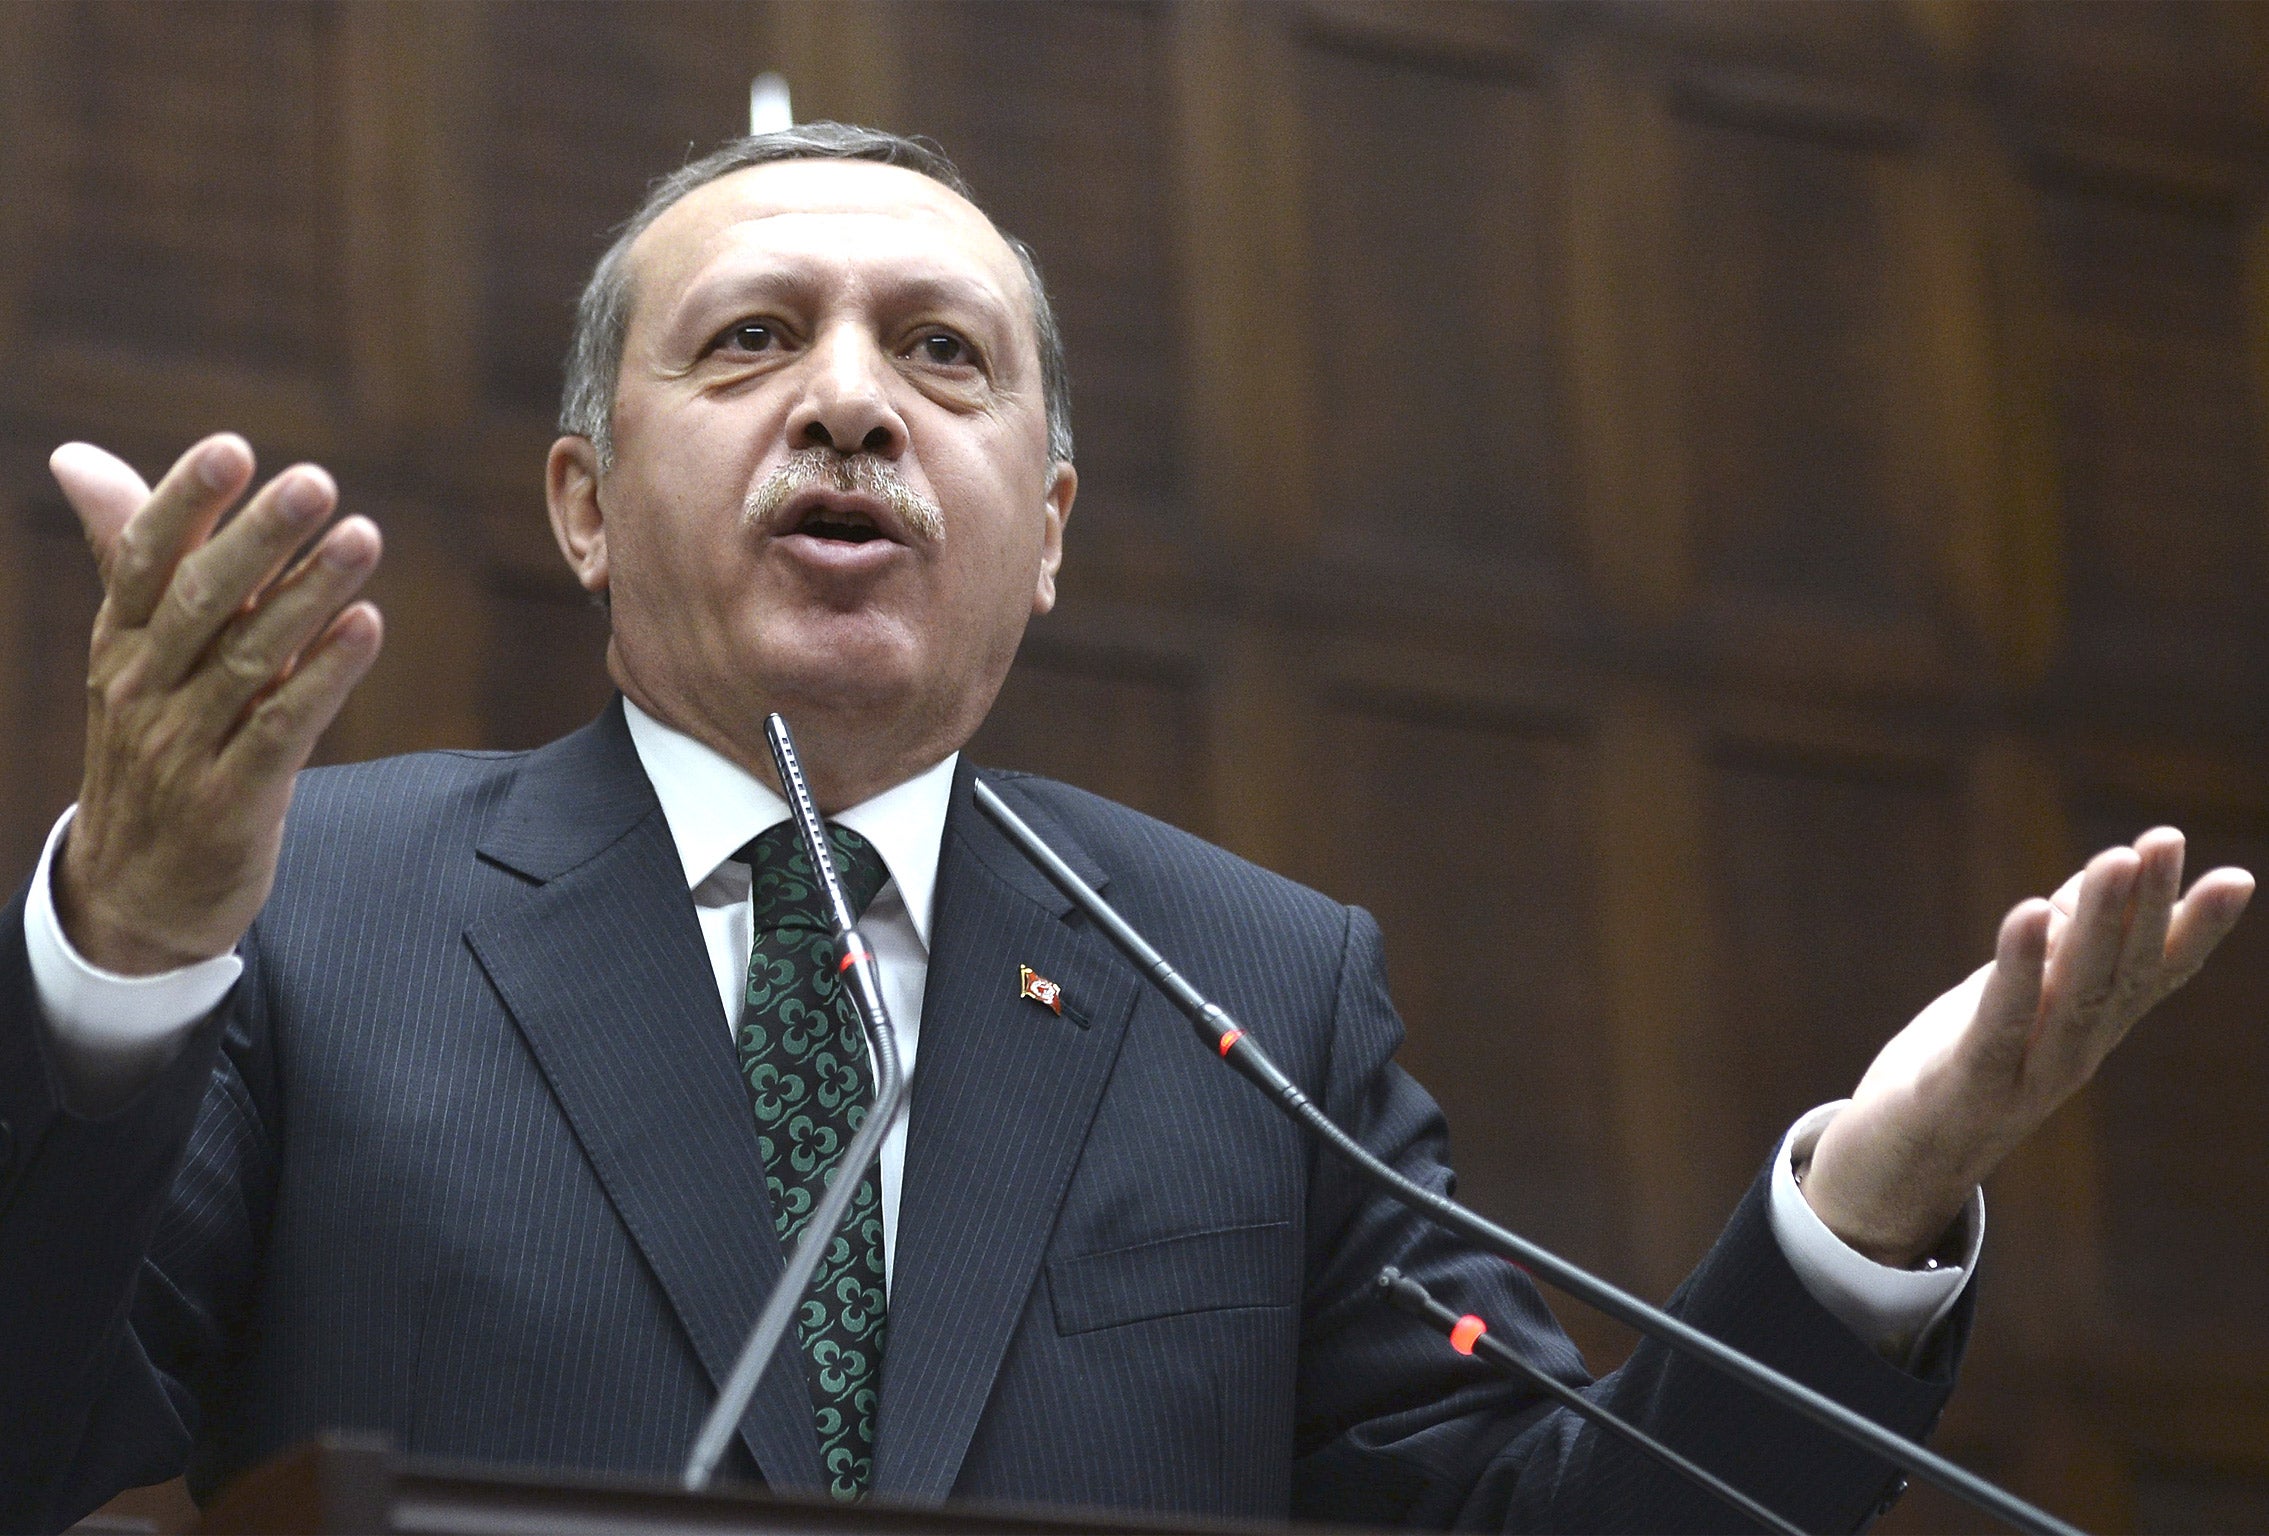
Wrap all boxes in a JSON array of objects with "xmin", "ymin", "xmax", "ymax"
[
  {"xmin": 2040, "ymin": 175, "xmax": 2269, "ymax": 722},
  {"xmin": 1677, "ymin": 110, "xmax": 1936, "ymax": 630},
  {"xmin": 965, "ymin": 646, "xmax": 1206, "ymax": 835},
  {"xmin": 476, "ymin": 1, "xmax": 766, "ymax": 420},
  {"xmin": 26, "ymin": 1, "xmax": 343, "ymax": 376},
  {"xmin": 9, "ymin": 494, "xmax": 104, "ymax": 878},
  {"xmin": 1295, "ymin": 34, "xmax": 1572, "ymax": 583},
  {"xmin": 2079, "ymin": 805, "xmax": 2269, "ymax": 1347},
  {"xmin": 1620, "ymin": 0, "xmax": 1925, "ymax": 76},
  {"xmin": 1991, "ymin": 2, "xmax": 2267, "ymax": 143},
  {"xmin": 1703, "ymin": 748, "xmax": 1966, "ymax": 1203},
  {"xmin": 891, "ymin": 2, "xmax": 1185, "ymax": 539},
  {"xmin": 475, "ymin": 574, "xmax": 616, "ymax": 754},
  {"xmin": 2130, "ymin": 1469, "xmax": 2269, "ymax": 1536},
  {"xmin": 1321, "ymin": 702, "xmax": 1612, "ymax": 1272},
  {"xmin": 315, "ymin": 496, "xmax": 491, "ymax": 766}
]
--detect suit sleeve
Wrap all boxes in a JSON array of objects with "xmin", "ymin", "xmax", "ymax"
[
  {"xmin": 0, "ymin": 878, "xmax": 278, "ymax": 1533},
  {"xmin": 1289, "ymin": 905, "xmax": 1970, "ymax": 1533}
]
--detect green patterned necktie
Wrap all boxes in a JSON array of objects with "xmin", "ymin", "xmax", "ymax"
[{"xmin": 737, "ymin": 821, "xmax": 892, "ymax": 1499}]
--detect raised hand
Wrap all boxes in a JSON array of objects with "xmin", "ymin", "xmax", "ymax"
[
  {"xmin": 1802, "ymin": 828, "xmax": 2255, "ymax": 1265},
  {"xmin": 49, "ymin": 434, "xmax": 383, "ymax": 976}
]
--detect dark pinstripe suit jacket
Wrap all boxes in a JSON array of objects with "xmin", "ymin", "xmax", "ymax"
[{"xmin": 0, "ymin": 700, "xmax": 1967, "ymax": 1531}]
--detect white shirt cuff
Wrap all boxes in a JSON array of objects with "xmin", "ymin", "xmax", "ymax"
[
  {"xmin": 24, "ymin": 806, "xmax": 242, "ymax": 1071},
  {"xmin": 1767, "ymin": 1100, "xmax": 1982, "ymax": 1365}
]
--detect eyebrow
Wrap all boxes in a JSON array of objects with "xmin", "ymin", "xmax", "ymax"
[
  {"xmin": 665, "ymin": 261, "xmax": 1022, "ymax": 348},
  {"xmin": 664, "ymin": 266, "xmax": 802, "ymax": 333},
  {"xmin": 875, "ymin": 272, "xmax": 1018, "ymax": 333}
]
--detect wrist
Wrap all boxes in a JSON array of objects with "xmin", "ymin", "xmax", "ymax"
[
  {"xmin": 1795, "ymin": 1156, "xmax": 1970, "ymax": 1271},
  {"xmin": 53, "ymin": 839, "xmax": 224, "ymax": 977}
]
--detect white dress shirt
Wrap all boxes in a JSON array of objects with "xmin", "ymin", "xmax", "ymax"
[
  {"xmin": 622, "ymin": 699, "xmax": 951, "ymax": 1294},
  {"xmin": 22, "ymin": 699, "xmax": 1978, "ymax": 1355}
]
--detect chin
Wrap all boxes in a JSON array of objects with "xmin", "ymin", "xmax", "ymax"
[{"xmin": 759, "ymin": 638, "xmax": 923, "ymax": 718}]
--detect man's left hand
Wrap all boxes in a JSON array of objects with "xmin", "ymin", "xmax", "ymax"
[{"xmin": 1802, "ymin": 827, "xmax": 2255, "ymax": 1266}]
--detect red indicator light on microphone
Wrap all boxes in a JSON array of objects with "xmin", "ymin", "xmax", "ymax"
[
  {"xmin": 1217, "ymin": 1027, "xmax": 1245, "ymax": 1056},
  {"xmin": 837, "ymin": 946, "xmax": 867, "ymax": 974},
  {"xmin": 1449, "ymin": 1315, "xmax": 1487, "ymax": 1355}
]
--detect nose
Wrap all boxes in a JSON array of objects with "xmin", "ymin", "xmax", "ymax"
[{"xmin": 784, "ymin": 322, "xmax": 909, "ymax": 458}]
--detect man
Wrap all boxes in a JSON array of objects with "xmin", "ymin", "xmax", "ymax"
[{"xmin": 1, "ymin": 124, "xmax": 2252, "ymax": 1531}]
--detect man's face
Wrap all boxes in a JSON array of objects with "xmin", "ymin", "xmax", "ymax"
[{"xmin": 549, "ymin": 159, "xmax": 1073, "ymax": 794}]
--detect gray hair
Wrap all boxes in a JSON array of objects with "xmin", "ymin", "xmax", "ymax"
[{"xmin": 558, "ymin": 123, "xmax": 1073, "ymax": 472}]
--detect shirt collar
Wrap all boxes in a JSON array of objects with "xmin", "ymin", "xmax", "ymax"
[{"xmin": 621, "ymin": 696, "xmax": 955, "ymax": 949}]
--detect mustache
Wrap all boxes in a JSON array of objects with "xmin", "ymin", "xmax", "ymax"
[{"xmin": 741, "ymin": 449, "xmax": 946, "ymax": 544}]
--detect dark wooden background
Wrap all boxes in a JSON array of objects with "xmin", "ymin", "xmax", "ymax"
[{"xmin": 5, "ymin": 3, "xmax": 2266, "ymax": 1532}]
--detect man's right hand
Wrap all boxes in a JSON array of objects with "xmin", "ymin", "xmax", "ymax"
[{"xmin": 48, "ymin": 434, "xmax": 383, "ymax": 976}]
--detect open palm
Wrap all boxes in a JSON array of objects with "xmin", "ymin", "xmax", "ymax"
[{"xmin": 1804, "ymin": 827, "xmax": 2254, "ymax": 1265}]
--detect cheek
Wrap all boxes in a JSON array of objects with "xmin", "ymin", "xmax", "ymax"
[
  {"xmin": 605, "ymin": 496, "xmax": 739, "ymax": 620},
  {"xmin": 930, "ymin": 442, "xmax": 1048, "ymax": 561},
  {"xmin": 608, "ymin": 447, "xmax": 759, "ymax": 570},
  {"xmin": 943, "ymin": 510, "xmax": 1051, "ymax": 641},
  {"xmin": 614, "ymin": 382, "xmax": 776, "ymax": 521}
]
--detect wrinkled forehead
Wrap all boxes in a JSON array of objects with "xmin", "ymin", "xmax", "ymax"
[{"xmin": 622, "ymin": 159, "xmax": 1034, "ymax": 339}]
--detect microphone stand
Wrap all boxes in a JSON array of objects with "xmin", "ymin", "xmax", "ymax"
[
  {"xmin": 1376, "ymin": 1267, "xmax": 1803, "ymax": 1536},
  {"xmin": 973, "ymin": 779, "xmax": 2083, "ymax": 1536},
  {"xmin": 681, "ymin": 715, "xmax": 908, "ymax": 1492}
]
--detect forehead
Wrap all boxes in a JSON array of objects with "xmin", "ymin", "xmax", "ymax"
[{"xmin": 625, "ymin": 159, "xmax": 1028, "ymax": 322}]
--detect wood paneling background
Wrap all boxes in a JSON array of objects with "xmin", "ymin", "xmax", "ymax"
[{"xmin": 4, "ymin": 4, "xmax": 2265, "ymax": 1532}]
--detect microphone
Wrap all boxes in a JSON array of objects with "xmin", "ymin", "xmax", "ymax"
[
  {"xmin": 972, "ymin": 777, "xmax": 2083, "ymax": 1536},
  {"xmin": 1376, "ymin": 1267, "xmax": 1803, "ymax": 1536},
  {"xmin": 681, "ymin": 714, "xmax": 910, "ymax": 1492}
]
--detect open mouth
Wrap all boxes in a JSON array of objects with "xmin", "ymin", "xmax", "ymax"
[
  {"xmin": 785, "ymin": 505, "xmax": 891, "ymax": 544},
  {"xmin": 748, "ymin": 455, "xmax": 944, "ymax": 547}
]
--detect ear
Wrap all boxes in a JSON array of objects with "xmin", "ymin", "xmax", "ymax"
[
  {"xmin": 546, "ymin": 436, "xmax": 610, "ymax": 596},
  {"xmin": 1031, "ymin": 460, "xmax": 1076, "ymax": 616}
]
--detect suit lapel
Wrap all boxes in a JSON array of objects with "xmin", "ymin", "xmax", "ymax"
[
  {"xmin": 463, "ymin": 701, "xmax": 821, "ymax": 1491},
  {"xmin": 872, "ymin": 766, "xmax": 1142, "ymax": 1501}
]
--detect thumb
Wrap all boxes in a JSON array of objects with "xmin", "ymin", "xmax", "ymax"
[{"xmin": 49, "ymin": 442, "xmax": 152, "ymax": 564}]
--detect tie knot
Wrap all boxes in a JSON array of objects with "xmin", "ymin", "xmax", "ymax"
[{"xmin": 741, "ymin": 821, "xmax": 889, "ymax": 933}]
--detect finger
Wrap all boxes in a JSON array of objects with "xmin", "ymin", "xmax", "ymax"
[
  {"xmin": 2043, "ymin": 867, "xmax": 2085, "ymax": 952},
  {"xmin": 2111, "ymin": 826, "xmax": 2184, "ymax": 991},
  {"xmin": 182, "ymin": 517, "xmax": 380, "ymax": 721},
  {"xmin": 218, "ymin": 601, "xmax": 384, "ymax": 776},
  {"xmin": 2041, "ymin": 846, "xmax": 2141, "ymax": 1022},
  {"xmin": 97, "ymin": 434, "xmax": 256, "ymax": 626},
  {"xmin": 2160, "ymin": 866, "xmax": 2257, "ymax": 986},
  {"xmin": 1964, "ymin": 899, "xmax": 2050, "ymax": 1075},
  {"xmin": 48, "ymin": 442, "xmax": 151, "ymax": 559},
  {"xmin": 140, "ymin": 465, "xmax": 338, "ymax": 689}
]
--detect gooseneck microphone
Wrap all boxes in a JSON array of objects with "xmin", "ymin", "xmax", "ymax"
[
  {"xmin": 1375, "ymin": 1268, "xmax": 1803, "ymax": 1536},
  {"xmin": 972, "ymin": 778, "xmax": 2082, "ymax": 1536},
  {"xmin": 681, "ymin": 714, "xmax": 909, "ymax": 1492}
]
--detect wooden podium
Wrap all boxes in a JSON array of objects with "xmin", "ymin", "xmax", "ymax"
[{"xmin": 192, "ymin": 1436, "xmax": 1321, "ymax": 1535}]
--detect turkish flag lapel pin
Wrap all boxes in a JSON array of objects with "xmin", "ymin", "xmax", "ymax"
[{"xmin": 1019, "ymin": 964, "xmax": 1064, "ymax": 1016}]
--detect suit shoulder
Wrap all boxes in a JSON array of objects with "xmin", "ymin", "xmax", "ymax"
[
  {"xmin": 978, "ymin": 768, "xmax": 1349, "ymax": 931},
  {"xmin": 281, "ymin": 747, "xmax": 530, "ymax": 860}
]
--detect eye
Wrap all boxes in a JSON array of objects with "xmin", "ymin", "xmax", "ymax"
[
  {"xmin": 715, "ymin": 321, "xmax": 781, "ymax": 354},
  {"xmin": 914, "ymin": 331, "xmax": 971, "ymax": 367}
]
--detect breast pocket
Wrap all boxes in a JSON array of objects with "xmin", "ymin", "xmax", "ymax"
[{"xmin": 1046, "ymin": 1221, "xmax": 1298, "ymax": 1336}]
